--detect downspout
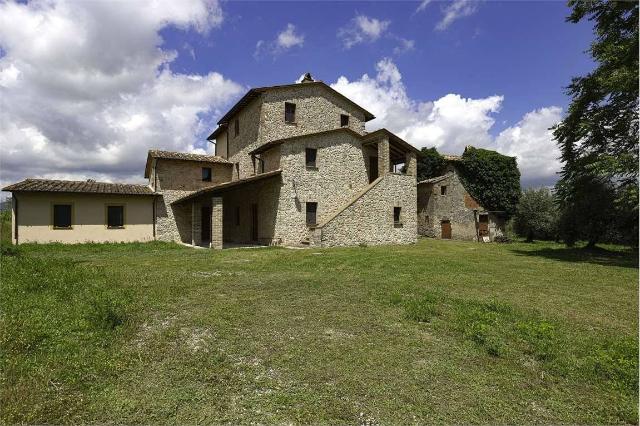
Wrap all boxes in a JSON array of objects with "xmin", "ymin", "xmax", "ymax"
[
  {"xmin": 473, "ymin": 209, "xmax": 479, "ymax": 242},
  {"xmin": 13, "ymin": 195, "xmax": 18, "ymax": 245}
]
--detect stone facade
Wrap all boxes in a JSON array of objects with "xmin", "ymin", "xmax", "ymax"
[
  {"xmin": 314, "ymin": 174, "xmax": 417, "ymax": 247},
  {"xmin": 153, "ymin": 158, "xmax": 231, "ymax": 243},
  {"xmin": 152, "ymin": 78, "xmax": 420, "ymax": 248},
  {"xmin": 417, "ymin": 167, "xmax": 505, "ymax": 241}
]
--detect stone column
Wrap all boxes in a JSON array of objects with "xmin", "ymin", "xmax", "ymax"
[
  {"xmin": 377, "ymin": 137, "xmax": 390, "ymax": 177},
  {"xmin": 406, "ymin": 152, "xmax": 417, "ymax": 177},
  {"xmin": 211, "ymin": 197, "xmax": 223, "ymax": 249},
  {"xmin": 191, "ymin": 200, "xmax": 201, "ymax": 246}
]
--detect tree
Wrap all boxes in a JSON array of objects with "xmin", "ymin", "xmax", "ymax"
[
  {"xmin": 416, "ymin": 147, "xmax": 446, "ymax": 181},
  {"xmin": 513, "ymin": 188, "xmax": 558, "ymax": 242},
  {"xmin": 553, "ymin": 0, "xmax": 639, "ymax": 246},
  {"xmin": 457, "ymin": 147, "xmax": 521, "ymax": 217}
]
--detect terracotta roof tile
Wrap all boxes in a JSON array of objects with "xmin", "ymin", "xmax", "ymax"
[{"xmin": 2, "ymin": 179, "xmax": 156, "ymax": 195}]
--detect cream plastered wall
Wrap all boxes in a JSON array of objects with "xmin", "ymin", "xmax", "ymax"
[{"xmin": 13, "ymin": 192, "xmax": 155, "ymax": 244}]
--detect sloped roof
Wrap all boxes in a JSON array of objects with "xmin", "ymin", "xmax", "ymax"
[
  {"xmin": 207, "ymin": 80, "xmax": 375, "ymax": 140},
  {"xmin": 145, "ymin": 150, "xmax": 231, "ymax": 178},
  {"xmin": 2, "ymin": 179, "xmax": 156, "ymax": 196},
  {"xmin": 171, "ymin": 170, "xmax": 282, "ymax": 204},
  {"xmin": 417, "ymin": 172, "xmax": 454, "ymax": 185}
]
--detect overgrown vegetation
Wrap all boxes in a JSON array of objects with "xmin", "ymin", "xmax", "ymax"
[
  {"xmin": 553, "ymin": 0, "xmax": 638, "ymax": 247},
  {"xmin": 1, "ymin": 239, "xmax": 637, "ymax": 423},
  {"xmin": 457, "ymin": 146, "xmax": 521, "ymax": 216},
  {"xmin": 415, "ymin": 147, "xmax": 446, "ymax": 181}
]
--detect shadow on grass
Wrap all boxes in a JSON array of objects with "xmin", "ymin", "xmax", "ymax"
[{"xmin": 510, "ymin": 245, "xmax": 639, "ymax": 269}]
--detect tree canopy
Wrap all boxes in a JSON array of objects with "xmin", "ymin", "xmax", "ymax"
[
  {"xmin": 553, "ymin": 0, "xmax": 638, "ymax": 246},
  {"xmin": 514, "ymin": 188, "xmax": 558, "ymax": 242},
  {"xmin": 457, "ymin": 147, "xmax": 521, "ymax": 217},
  {"xmin": 416, "ymin": 147, "xmax": 446, "ymax": 181}
]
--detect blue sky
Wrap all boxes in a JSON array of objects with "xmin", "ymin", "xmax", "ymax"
[
  {"xmin": 0, "ymin": 0, "xmax": 596, "ymax": 191},
  {"xmin": 163, "ymin": 0, "xmax": 593, "ymax": 135}
]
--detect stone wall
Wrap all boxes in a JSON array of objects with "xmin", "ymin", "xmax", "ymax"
[
  {"xmin": 417, "ymin": 170, "xmax": 478, "ymax": 240},
  {"xmin": 315, "ymin": 174, "xmax": 417, "ymax": 247},
  {"xmin": 273, "ymin": 131, "xmax": 372, "ymax": 246},
  {"xmin": 154, "ymin": 158, "xmax": 231, "ymax": 242},
  {"xmin": 259, "ymin": 85, "xmax": 367, "ymax": 141}
]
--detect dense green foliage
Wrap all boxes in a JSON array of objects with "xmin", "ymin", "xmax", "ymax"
[
  {"xmin": 416, "ymin": 147, "xmax": 446, "ymax": 181},
  {"xmin": 1, "ymin": 239, "xmax": 637, "ymax": 423},
  {"xmin": 457, "ymin": 146, "xmax": 521, "ymax": 216},
  {"xmin": 514, "ymin": 188, "xmax": 559, "ymax": 242},
  {"xmin": 553, "ymin": 0, "xmax": 638, "ymax": 246}
]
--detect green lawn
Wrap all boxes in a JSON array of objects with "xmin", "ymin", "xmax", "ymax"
[{"xmin": 1, "ymin": 238, "xmax": 637, "ymax": 424}]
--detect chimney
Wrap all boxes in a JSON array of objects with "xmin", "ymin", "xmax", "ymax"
[{"xmin": 301, "ymin": 72, "xmax": 314, "ymax": 83}]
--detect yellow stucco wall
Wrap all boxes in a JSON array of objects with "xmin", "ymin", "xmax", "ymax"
[{"xmin": 13, "ymin": 192, "xmax": 155, "ymax": 244}]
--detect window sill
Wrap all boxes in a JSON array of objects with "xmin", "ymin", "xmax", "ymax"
[
  {"xmin": 305, "ymin": 165, "xmax": 318, "ymax": 171},
  {"xmin": 306, "ymin": 224, "xmax": 318, "ymax": 229},
  {"xmin": 53, "ymin": 227, "xmax": 73, "ymax": 230},
  {"xmin": 285, "ymin": 121, "xmax": 297, "ymax": 126},
  {"xmin": 107, "ymin": 226, "xmax": 126, "ymax": 230},
  {"xmin": 394, "ymin": 222, "xmax": 403, "ymax": 228}
]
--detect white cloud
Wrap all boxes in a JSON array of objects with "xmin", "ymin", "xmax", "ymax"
[
  {"xmin": 0, "ymin": 0, "xmax": 242, "ymax": 190},
  {"xmin": 277, "ymin": 23, "xmax": 304, "ymax": 49},
  {"xmin": 436, "ymin": 0, "xmax": 479, "ymax": 31},
  {"xmin": 415, "ymin": 0, "xmax": 480, "ymax": 31},
  {"xmin": 331, "ymin": 58, "xmax": 562, "ymax": 186},
  {"xmin": 338, "ymin": 15, "xmax": 390, "ymax": 49},
  {"xmin": 393, "ymin": 37, "xmax": 416, "ymax": 55},
  {"xmin": 254, "ymin": 23, "xmax": 304, "ymax": 59},
  {"xmin": 496, "ymin": 106, "xmax": 563, "ymax": 186}
]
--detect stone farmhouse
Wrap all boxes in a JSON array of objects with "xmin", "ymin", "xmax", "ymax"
[
  {"xmin": 4, "ymin": 74, "xmax": 420, "ymax": 248},
  {"xmin": 417, "ymin": 155, "xmax": 506, "ymax": 242}
]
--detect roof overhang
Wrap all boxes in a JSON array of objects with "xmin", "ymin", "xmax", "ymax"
[
  {"xmin": 214, "ymin": 81, "xmax": 376, "ymax": 129},
  {"xmin": 171, "ymin": 170, "xmax": 282, "ymax": 205}
]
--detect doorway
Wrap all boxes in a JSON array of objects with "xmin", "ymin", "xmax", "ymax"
[
  {"xmin": 441, "ymin": 220, "xmax": 451, "ymax": 239},
  {"xmin": 369, "ymin": 156, "xmax": 379, "ymax": 183},
  {"xmin": 478, "ymin": 214, "xmax": 489, "ymax": 237},
  {"xmin": 251, "ymin": 204, "xmax": 258, "ymax": 242},
  {"xmin": 201, "ymin": 206, "xmax": 211, "ymax": 243}
]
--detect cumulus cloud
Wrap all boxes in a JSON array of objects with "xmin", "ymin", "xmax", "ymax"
[
  {"xmin": 338, "ymin": 15, "xmax": 390, "ymax": 49},
  {"xmin": 254, "ymin": 23, "xmax": 304, "ymax": 59},
  {"xmin": 496, "ymin": 107, "xmax": 563, "ymax": 186},
  {"xmin": 0, "ymin": 0, "xmax": 242, "ymax": 190},
  {"xmin": 331, "ymin": 58, "xmax": 562, "ymax": 186}
]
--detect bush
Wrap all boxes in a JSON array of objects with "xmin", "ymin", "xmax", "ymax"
[{"xmin": 0, "ymin": 243, "xmax": 19, "ymax": 257}]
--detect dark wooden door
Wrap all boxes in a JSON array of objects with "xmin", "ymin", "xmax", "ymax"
[
  {"xmin": 441, "ymin": 220, "xmax": 451, "ymax": 239},
  {"xmin": 201, "ymin": 206, "xmax": 211, "ymax": 241},
  {"xmin": 251, "ymin": 204, "xmax": 258, "ymax": 242},
  {"xmin": 369, "ymin": 156, "xmax": 379, "ymax": 183}
]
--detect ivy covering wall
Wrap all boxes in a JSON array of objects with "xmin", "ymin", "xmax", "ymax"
[{"xmin": 456, "ymin": 147, "xmax": 521, "ymax": 217}]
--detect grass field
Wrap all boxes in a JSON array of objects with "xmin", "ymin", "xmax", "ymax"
[{"xmin": 0, "ymin": 235, "xmax": 637, "ymax": 424}]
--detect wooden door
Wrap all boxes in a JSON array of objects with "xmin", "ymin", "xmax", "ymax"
[
  {"xmin": 251, "ymin": 204, "xmax": 258, "ymax": 242},
  {"xmin": 441, "ymin": 220, "xmax": 451, "ymax": 239},
  {"xmin": 369, "ymin": 156, "xmax": 379, "ymax": 183},
  {"xmin": 201, "ymin": 206, "xmax": 211, "ymax": 242},
  {"xmin": 478, "ymin": 214, "xmax": 489, "ymax": 237}
]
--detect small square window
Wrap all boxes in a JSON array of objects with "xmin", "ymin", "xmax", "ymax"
[
  {"xmin": 107, "ymin": 205, "xmax": 124, "ymax": 229},
  {"xmin": 53, "ymin": 204, "xmax": 72, "ymax": 228},
  {"xmin": 306, "ymin": 202, "xmax": 317, "ymax": 226},
  {"xmin": 441, "ymin": 186, "xmax": 447, "ymax": 196},
  {"xmin": 202, "ymin": 167, "xmax": 212, "ymax": 182},
  {"xmin": 340, "ymin": 114, "xmax": 349, "ymax": 127},
  {"xmin": 305, "ymin": 148, "xmax": 317, "ymax": 168},
  {"xmin": 234, "ymin": 118, "xmax": 240, "ymax": 136},
  {"xmin": 394, "ymin": 207, "xmax": 402, "ymax": 224},
  {"xmin": 285, "ymin": 102, "xmax": 296, "ymax": 123}
]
